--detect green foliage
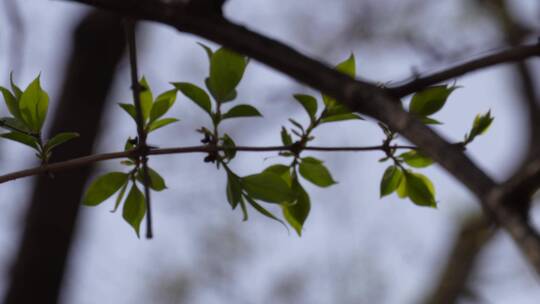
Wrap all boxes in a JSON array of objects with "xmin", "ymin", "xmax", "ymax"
[
  {"xmin": 119, "ymin": 77, "xmax": 179, "ymax": 134},
  {"xmin": 0, "ymin": 44, "xmax": 495, "ymax": 238},
  {"xmin": 0, "ymin": 75, "xmax": 79, "ymax": 163}
]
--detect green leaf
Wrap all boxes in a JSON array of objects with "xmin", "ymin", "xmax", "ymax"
[
  {"xmin": 119, "ymin": 103, "xmax": 137, "ymax": 121},
  {"xmin": 111, "ymin": 180, "xmax": 129, "ymax": 213},
  {"xmin": 19, "ymin": 76, "xmax": 49, "ymax": 132},
  {"xmin": 320, "ymin": 112, "xmax": 362, "ymax": 123},
  {"xmin": 244, "ymin": 195, "xmax": 287, "ymax": 228},
  {"xmin": 264, "ymin": 164, "xmax": 292, "ymax": 186},
  {"xmin": 293, "ymin": 94, "xmax": 318, "ymax": 122},
  {"xmin": 174, "ymin": 82, "xmax": 212, "ymax": 115},
  {"xmin": 209, "ymin": 48, "xmax": 247, "ymax": 102},
  {"xmin": 239, "ymin": 197, "xmax": 249, "ymax": 221},
  {"xmin": 299, "ymin": 157, "xmax": 336, "ymax": 187},
  {"xmin": 149, "ymin": 89, "xmax": 177, "ymax": 123},
  {"xmin": 82, "ymin": 172, "xmax": 129, "ymax": 206},
  {"xmin": 226, "ymin": 170, "xmax": 243, "ymax": 208},
  {"xmin": 242, "ymin": 172, "xmax": 294, "ymax": 204},
  {"xmin": 45, "ymin": 132, "xmax": 79, "ymax": 152},
  {"xmin": 148, "ymin": 118, "xmax": 179, "ymax": 132},
  {"xmin": 0, "ymin": 132, "xmax": 39, "ymax": 150},
  {"xmin": 0, "ymin": 86, "xmax": 21, "ymax": 120},
  {"xmin": 283, "ymin": 179, "xmax": 310, "ymax": 236},
  {"xmin": 139, "ymin": 77, "xmax": 153, "ymax": 122},
  {"xmin": 380, "ymin": 165, "xmax": 403, "ymax": 197},
  {"xmin": 222, "ymin": 104, "xmax": 262, "ymax": 120},
  {"xmin": 336, "ymin": 53, "xmax": 356, "ymax": 77},
  {"xmin": 421, "ymin": 117, "xmax": 443, "ymax": 125},
  {"xmin": 321, "ymin": 54, "xmax": 356, "ymax": 108},
  {"xmin": 122, "ymin": 184, "xmax": 146, "ymax": 237},
  {"xmin": 321, "ymin": 104, "xmax": 363, "ymax": 123},
  {"xmin": 136, "ymin": 167, "xmax": 167, "ymax": 191},
  {"xmin": 409, "ymin": 86, "xmax": 454, "ymax": 117},
  {"xmin": 400, "ymin": 150, "xmax": 433, "ymax": 168},
  {"xmin": 405, "ymin": 172, "xmax": 436, "ymax": 207},
  {"xmin": 281, "ymin": 127, "xmax": 293, "ymax": 146},
  {"xmin": 466, "ymin": 111, "xmax": 494, "ymax": 143},
  {"xmin": 0, "ymin": 117, "xmax": 31, "ymax": 133},
  {"xmin": 197, "ymin": 42, "xmax": 214, "ymax": 60},
  {"xmin": 10, "ymin": 73, "xmax": 22, "ymax": 99},
  {"xmin": 222, "ymin": 133, "xmax": 237, "ymax": 160},
  {"xmin": 396, "ymin": 174, "xmax": 408, "ymax": 198}
]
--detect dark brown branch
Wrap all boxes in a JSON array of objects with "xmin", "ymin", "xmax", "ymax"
[
  {"xmin": 391, "ymin": 43, "xmax": 540, "ymax": 97},
  {"xmin": 124, "ymin": 18, "xmax": 154, "ymax": 239},
  {"xmin": 0, "ymin": 144, "xmax": 415, "ymax": 184}
]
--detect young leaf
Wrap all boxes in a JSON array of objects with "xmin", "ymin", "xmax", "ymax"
[
  {"xmin": 405, "ymin": 172, "xmax": 436, "ymax": 207},
  {"xmin": 10, "ymin": 73, "xmax": 22, "ymax": 99},
  {"xmin": 281, "ymin": 127, "xmax": 293, "ymax": 146},
  {"xmin": 139, "ymin": 77, "xmax": 153, "ymax": 122},
  {"xmin": 19, "ymin": 76, "xmax": 49, "ymax": 132},
  {"xmin": 400, "ymin": 150, "xmax": 433, "ymax": 168},
  {"xmin": 242, "ymin": 172, "xmax": 295, "ymax": 204},
  {"xmin": 239, "ymin": 197, "xmax": 249, "ymax": 221},
  {"xmin": 208, "ymin": 48, "xmax": 247, "ymax": 102},
  {"xmin": 409, "ymin": 86, "xmax": 454, "ymax": 117},
  {"xmin": 320, "ymin": 104, "xmax": 362, "ymax": 123},
  {"xmin": 222, "ymin": 104, "xmax": 262, "ymax": 120},
  {"xmin": 0, "ymin": 117, "xmax": 32, "ymax": 133},
  {"xmin": 82, "ymin": 172, "xmax": 129, "ymax": 206},
  {"xmin": 148, "ymin": 118, "xmax": 179, "ymax": 132},
  {"xmin": 222, "ymin": 133, "xmax": 237, "ymax": 160},
  {"xmin": 197, "ymin": 42, "xmax": 214, "ymax": 60},
  {"xmin": 264, "ymin": 164, "xmax": 292, "ymax": 186},
  {"xmin": 244, "ymin": 195, "xmax": 287, "ymax": 228},
  {"xmin": 299, "ymin": 157, "xmax": 336, "ymax": 187},
  {"xmin": 173, "ymin": 82, "xmax": 212, "ymax": 115},
  {"xmin": 0, "ymin": 132, "xmax": 39, "ymax": 150},
  {"xmin": 226, "ymin": 171, "xmax": 243, "ymax": 208},
  {"xmin": 119, "ymin": 103, "xmax": 137, "ymax": 121},
  {"xmin": 149, "ymin": 89, "xmax": 177, "ymax": 123},
  {"xmin": 111, "ymin": 180, "xmax": 129, "ymax": 213},
  {"xmin": 396, "ymin": 173, "xmax": 408, "ymax": 198},
  {"xmin": 0, "ymin": 86, "xmax": 21, "ymax": 120},
  {"xmin": 380, "ymin": 165, "xmax": 403, "ymax": 197},
  {"xmin": 465, "ymin": 111, "xmax": 494, "ymax": 143},
  {"xmin": 122, "ymin": 184, "xmax": 146, "ymax": 237},
  {"xmin": 283, "ymin": 179, "xmax": 311, "ymax": 236},
  {"xmin": 293, "ymin": 94, "xmax": 318, "ymax": 122},
  {"xmin": 136, "ymin": 167, "xmax": 167, "ymax": 191},
  {"xmin": 336, "ymin": 53, "xmax": 356, "ymax": 77},
  {"xmin": 45, "ymin": 132, "xmax": 79, "ymax": 152}
]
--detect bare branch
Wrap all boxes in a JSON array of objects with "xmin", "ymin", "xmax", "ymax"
[
  {"xmin": 0, "ymin": 144, "xmax": 415, "ymax": 184},
  {"xmin": 391, "ymin": 43, "xmax": 540, "ymax": 97}
]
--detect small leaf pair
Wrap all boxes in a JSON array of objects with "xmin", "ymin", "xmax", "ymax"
[
  {"xmin": 82, "ymin": 166, "xmax": 167, "ymax": 237},
  {"xmin": 119, "ymin": 77, "xmax": 178, "ymax": 133},
  {"xmin": 380, "ymin": 165, "xmax": 436, "ymax": 208},
  {"xmin": 0, "ymin": 75, "xmax": 78, "ymax": 162}
]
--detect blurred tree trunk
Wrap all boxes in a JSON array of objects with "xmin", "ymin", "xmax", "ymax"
[{"xmin": 4, "ymin": 11, "xmax": 126, "ymax": 304}]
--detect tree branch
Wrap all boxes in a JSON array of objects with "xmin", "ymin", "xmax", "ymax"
[
  {"xmin": 390, "ymin": 43, "xmax": 540, "ymax": 97},
  {"xmin": 63, "ymin": 0, "xmax": 540, "ymax": 274},
  {"xmin": 0, "ymin": 144, "xmax": 415, "ymax": 184}
]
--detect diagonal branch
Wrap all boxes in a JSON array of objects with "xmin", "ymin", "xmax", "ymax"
[
  {"xmin": 391, "ymin": 43, "xmax": 540, "ymax": 97},
  {"xmin": 66, "ymin": 0, "xmax": 540, "ymax": 273}
]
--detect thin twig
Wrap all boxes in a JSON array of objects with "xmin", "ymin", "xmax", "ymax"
[
  {"xmin": 124, "ymin": 18, "xmax": 154, "ymax": 239},
  {"xmin": 390, "ymin": 43, "xmax": 540, "ymax": 97},
  {"xmin": 0, "ymin": 144, "xmax": 415, "ymax": 184}
]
